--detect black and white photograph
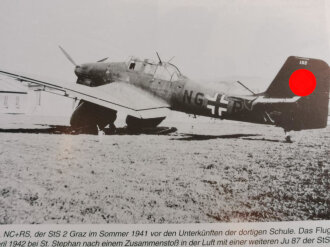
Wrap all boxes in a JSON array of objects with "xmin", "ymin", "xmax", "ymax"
[{"xmin": 0, "ymin": 0, "xmax": 329, "ymax": 224}]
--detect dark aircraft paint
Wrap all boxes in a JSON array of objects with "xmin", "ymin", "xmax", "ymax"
[
  {"xmin": 195, "ymin": 92, "xmax": 204, "ymax": 106},
  {"xmin": 183, "ymin": 90, "xmax": 204, "ymax": 106}
]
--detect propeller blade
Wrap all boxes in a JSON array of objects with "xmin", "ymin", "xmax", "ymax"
[
  {"xmin": 97, "ymin": 57, "xmax": 108, "ymax": 63},
  {"xmin": 59, "ymin": 45, "xmax": 77, "ymax": 66}
]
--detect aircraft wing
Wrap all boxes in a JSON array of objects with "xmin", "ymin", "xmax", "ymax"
[{"xmin": 0, "ymin": 70, "xmax": 170, "ymax": 118}]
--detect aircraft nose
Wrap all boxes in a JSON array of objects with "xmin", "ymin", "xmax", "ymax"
[{"xmin": 74, "ymin": 66, "xmax": 82, "ymax": 76}]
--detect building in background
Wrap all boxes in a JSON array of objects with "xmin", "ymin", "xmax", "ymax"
[
  {"xmin": 0, "ymin": 77, "xmax": 28, "ymax": 114},
  {"xmin": 0, "ymin": 76, "xmax": 75, "ymax": 117}
]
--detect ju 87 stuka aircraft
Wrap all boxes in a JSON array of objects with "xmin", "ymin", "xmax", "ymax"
[{"xmin": 0, "ymin": 47, "xmax": 329, "ymax": 141}]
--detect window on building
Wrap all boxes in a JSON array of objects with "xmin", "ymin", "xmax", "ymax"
[
  {"xmin": 16, "ymin": 96, "xmax": 20, "ymax": 109},
  {"xmin": 4, "ymin": 95, "xmax": 8, "ymax": 108}
]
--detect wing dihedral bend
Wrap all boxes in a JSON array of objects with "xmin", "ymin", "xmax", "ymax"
[{"xmin": 0, "ymin": 70, "xmax": 170, "ymax": 119}]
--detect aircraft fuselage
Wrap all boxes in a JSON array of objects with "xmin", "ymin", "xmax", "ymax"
[
  {"xmin": 76, "ymin": 60, "xmax": 268, "ymax": 126},
  {"xmin": 73, "ymin": 55, "xmax": 329, "ymax": 133}
]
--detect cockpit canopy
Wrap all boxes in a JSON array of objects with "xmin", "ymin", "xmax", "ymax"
[{"xmin": 126, "ymin": 57, "xmax": 181, "ymax": 81}]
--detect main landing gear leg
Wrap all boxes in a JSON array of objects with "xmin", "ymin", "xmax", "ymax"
[
  {"xmin": 97, "ymin": 122, "xmax": 116, "ymax": 136},
  {"xmin": 284, "ymin": 130, "xmax": 292, "ymax": 143},
  {"xmin": 107, "ymin": 122, "xmax": 117, "ymax": 134},
  {"xmin": 109, "ymin": 122, "xmax": 116, "ymax": 130},
  {"xmin": 97, "ymin": 125, "xmax": 105, "ymax": 136}
]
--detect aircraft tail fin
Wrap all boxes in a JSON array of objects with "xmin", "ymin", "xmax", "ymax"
[{"xmin": 264, "ymin": 56, "xmax": 329, "ymax": 130}]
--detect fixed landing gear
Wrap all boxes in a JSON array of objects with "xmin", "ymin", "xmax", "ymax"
[
  {"xmin": 126, "ymin": 115, "xmax": 166, "ymax": 129},
  {"xmin": 99, "ymin": 122, "xmax": 116, "ymax": 135},
  {"xmin": 97, "ymin": 125, "xmax": 105, "ymax": 136},
  {"xmin": 70, "ymin": 100, "xmax": 117, "ymax": 135},
  {"xmin": 284, "ymin": 130, "xmax": 292, "ymax": 143}
]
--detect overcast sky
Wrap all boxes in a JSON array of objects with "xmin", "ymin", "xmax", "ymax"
[{"xmin": 0, "ymin": 0, "xmax": 329, "ymax": 91}]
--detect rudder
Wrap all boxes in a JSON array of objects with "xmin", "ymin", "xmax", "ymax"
[{"xmin": 265, "ymin": 56, "xmax": 329, "ymax": 130}]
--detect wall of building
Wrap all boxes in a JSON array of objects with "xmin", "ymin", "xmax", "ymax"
[
  {"xmin": 0, "ymin": 92, "xmax": 27, "ymax": 114},
  {"xmin": 27, "ymin": 90, "xmax": 76, "ymax": 117},
  {"xmin": 0, "ymin": 77, "xmax": 77, "ymax": 116}
]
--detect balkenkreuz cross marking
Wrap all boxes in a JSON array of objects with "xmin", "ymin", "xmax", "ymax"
[{"xmin": 206, "ymin": 93, "xmax": 228, "ymax": 116}]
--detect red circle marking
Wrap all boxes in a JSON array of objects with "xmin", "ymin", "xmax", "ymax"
[{"xmin": 289, "ymin": 69, "xmax": 316, "ymax": 96}]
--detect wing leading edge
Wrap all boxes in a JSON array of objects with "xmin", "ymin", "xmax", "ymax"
[{"xmin": 0, "ymin": 70, "xmax": 170, "ymax": 119}]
